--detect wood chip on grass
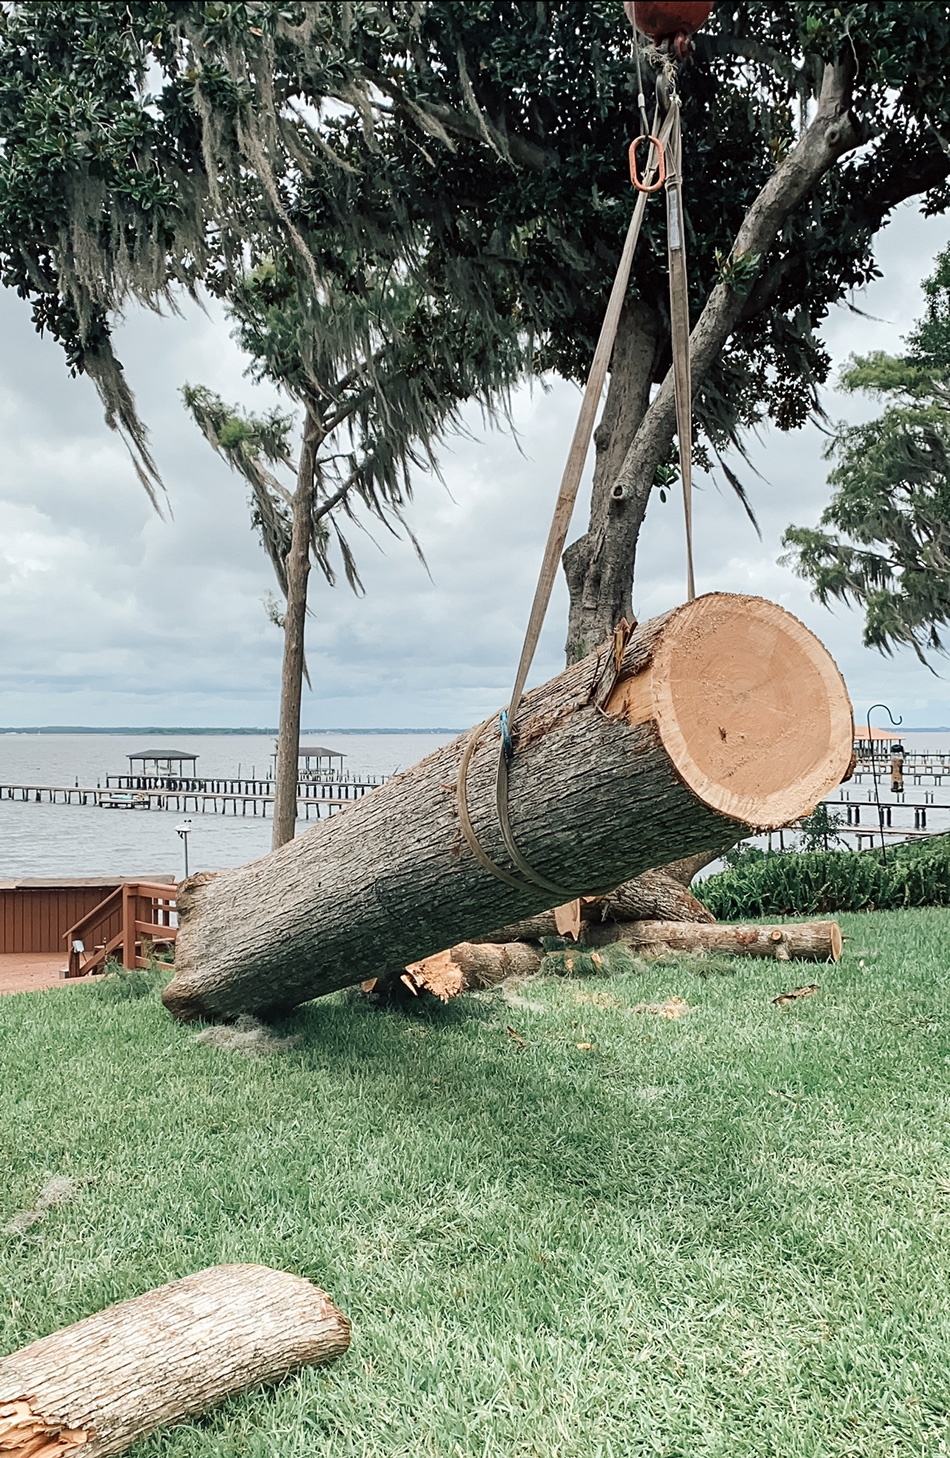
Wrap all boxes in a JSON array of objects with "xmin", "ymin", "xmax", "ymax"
[
  {"xmin": 632, "ymin": 996, "xmax": 692, "ymax": 1019},
  {"xmin": 773, "ymin": 984, "xmax": 820, "ymax": 1008}
]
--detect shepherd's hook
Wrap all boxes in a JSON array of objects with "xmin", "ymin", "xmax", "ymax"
[{"xmin": 865, "ymin": 703, "xmax": 902, "ymax": 865}]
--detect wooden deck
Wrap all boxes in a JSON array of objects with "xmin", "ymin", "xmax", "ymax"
[{"xmin": 0, "ymin": 952, "xmax": 82, "ymax": 996}]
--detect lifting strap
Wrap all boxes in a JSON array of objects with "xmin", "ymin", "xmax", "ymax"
[
  {"xmin": 663, "ymin": 94, "xmax": 696, "ymax": 601},
  {"xmin": 456, "ymin": 103, "xmax": 678, "ymax": 899}
]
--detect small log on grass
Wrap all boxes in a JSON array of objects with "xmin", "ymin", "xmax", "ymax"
[
  {"xmin": 0, "ymin": 1265, "xmax": 349, "ymax": 1457},
  {"xmin": 400, "ymin": 940, "xmax": 543, "ymax": 1001},
  {"xmin": 611, "ymin": 919, "xmax": 843, "ymax": 961},
  {"xmin": 163, "ymin": 593, "xmax": 852, "ymax": 1023}
]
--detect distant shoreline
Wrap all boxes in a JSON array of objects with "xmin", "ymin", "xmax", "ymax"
[{"xmin": 0, "ymin": 726, "xmax": 462, "ymax": 736}]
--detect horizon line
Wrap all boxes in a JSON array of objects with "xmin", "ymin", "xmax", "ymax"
[{"xmin": 0, "ymin": 725, "xmax": 464, "ymax": 736}]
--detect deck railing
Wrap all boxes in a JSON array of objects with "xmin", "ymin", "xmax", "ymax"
[{"xmin": 63, "ymin": 882, "xmax": 178, "ymax": 978}]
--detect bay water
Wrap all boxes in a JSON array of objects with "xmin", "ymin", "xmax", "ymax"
[
  {"xmin": 2, "ymin": 729, "xmax": 948, "ymax": 880},
  {"xmin": 0, "ymin": 732, "xmax": 455, "ymax": 879}
]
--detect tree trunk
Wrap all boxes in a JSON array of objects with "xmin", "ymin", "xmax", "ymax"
[
  {"xmin": 604, "ymin": 919, "xmax": 843, "ymax": 961},
  {"xmin": 483, "ymin": 866, "xmax": 713, "ymax": 943},
  {"xmin": 272, "ymin": 408, "xmax": 322, "ymax": 850},
  {"xmin": 562, "ymin": 300, "xmax": 658, "ymax": 662},
  {"xmin": 162, "ymin": 592, "xmax": 852, "ymax": 1023},
  {"xmin": 562, "ymin": 62, "xmax": 861, "ymax": 659},
  {"xmin": 0, "ymin": 1265, "xmax": 349, "ymax": 1458}
]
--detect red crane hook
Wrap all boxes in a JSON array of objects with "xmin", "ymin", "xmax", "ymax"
[{"xmin": 624, "ymin": 1, "xmax": 713, "ymax": 59}]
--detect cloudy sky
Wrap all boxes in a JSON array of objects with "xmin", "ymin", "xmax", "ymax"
[{"xmin": 1, "ymin": 202, "xmax": 949, "ymax": 731}]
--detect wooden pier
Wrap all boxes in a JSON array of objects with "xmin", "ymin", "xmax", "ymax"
[
  {"xmin": 0, "ymin": 780, "xmax": 376, "ymax": 819},
  {"xmin": 851, "ymin": 751, "xmax": 950, "ymax": 788}
]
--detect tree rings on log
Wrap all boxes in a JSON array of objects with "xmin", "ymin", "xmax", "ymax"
[
  {"xmin": 0, "ymin": 1265, "xmax": 349, "ymax": 1457},
  {"xmin": 606, "ymin": 594, "xmax": 853, "ymax": 830},
  {"xmin": 163, "ymin": 593, "xmax": 852, "ymax": 1023}
]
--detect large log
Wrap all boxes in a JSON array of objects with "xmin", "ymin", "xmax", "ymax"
[
  {"xmin": 163, "ymin": 593, "xmax": 852, "ymax": 1022},
  {"xmin": 0, "ymin": 1265, "xmax": 349, "ymax": 1457}
]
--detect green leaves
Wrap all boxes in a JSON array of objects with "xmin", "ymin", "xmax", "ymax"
[{"xmin": 784, "ymin": 250, "xmax": 950, "ymax": 661}]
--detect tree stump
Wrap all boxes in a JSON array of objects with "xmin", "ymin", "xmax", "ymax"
[
  {"xmin": 163, "ymin": 593, "xmax": 852, "ymax": 1023},
  {"xmin": 0, "ymin": 1265, "xmax": 349, "ymax": 1457}
]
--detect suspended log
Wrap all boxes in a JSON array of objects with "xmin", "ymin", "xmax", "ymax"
[
  {"xmin": 0, "ymin": 1265, "xmax": 349, "ymax": 1458},
  {"xmin": 163, "ymin": 593, "xmax": 853, "ymax": 1023},
  {"xmin": 613, "ymin": 919, "xmax": 843, "ymax": 961}
]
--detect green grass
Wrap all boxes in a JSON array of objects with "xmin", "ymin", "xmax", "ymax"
[{"xmin": 3, "ymin": 911, "xmax": 950, "ymax": 1456}]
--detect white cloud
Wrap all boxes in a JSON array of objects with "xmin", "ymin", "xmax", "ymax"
[{"xmin": 0, "ymin": 203, "xmax": 949, "ymax": 728}]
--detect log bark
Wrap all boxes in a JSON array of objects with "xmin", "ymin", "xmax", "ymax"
[
  {"xmin": 661, "ymin": 849, "xmax": 723, "ymax": 886},
  {"xmin": 163, "ymin": 592, "xmax": 852, "ymax": 1023},
  {"xmin": 484, "ymin": 866, "xmax": 714, "ymax": 943},
  {"xmin": 0, "ymin": 1264, "xmax": 349, "ymax": 1458},
  {"xmin": 400, "ymin": 917, "xmax": 842, "ymax": 999},
  {"xmin": 609, "ymin": 920, "xmax": 843, "ymax": 962}
]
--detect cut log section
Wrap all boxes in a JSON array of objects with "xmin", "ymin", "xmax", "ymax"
[
  {"xmin": 612, "ymin": 919, "xmax": 843, "ymax": 961},
  {"xmin": 401, "ymin": 941, "xmax": 543, "ymax": 1001},
  {"xmin": 398, "ymin": 918, "xmax": 843, "ymax": 999},
  {"xmin": 0, "ymin": 1265, "xmax": 349, "ymax": 1457},
  {"xmin": 163, "ymin": 593, "xmax": 852, "ymax": 1022}
]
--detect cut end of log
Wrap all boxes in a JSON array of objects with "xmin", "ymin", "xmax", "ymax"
[
  {"xmin": 402, "ymin": 949, "xmax": 465, "ymax": 1003},
  {"xmin": 0, "ymin": 1401, "xmax": 90, "ymax": 1455},
  {"xmin": 608, "ymin": 593, "xmax": 853, "ymax": 831}
]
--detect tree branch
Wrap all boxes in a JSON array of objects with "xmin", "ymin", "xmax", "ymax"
[
  {"xmin": 362, "ymin": 68, "xmax": 558, "ymax": 171},
  {"xmin": 611, "ymin": 59, "xmax": 863, "ymax": 502}
]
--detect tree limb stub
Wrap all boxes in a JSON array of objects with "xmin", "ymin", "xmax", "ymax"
[
  {"xmin": 162, "ymin": 593, "xmax": 852, "ymax": 1023},
  {"xmin": 0, "ymin": 1265, "xmax": 349, "ymax": 1458}
]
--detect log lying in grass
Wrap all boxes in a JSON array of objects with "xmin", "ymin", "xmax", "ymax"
[
  {"xmin": 163, "ymin": 593, "xmax": 852, "ymax": 1023},
  {"xmin": 399, "ymin": 941, "xmax": 543, "ymax": 1001},
  {"xmin": 399, "ymin": 918, "xmax": 844, "ymax": 998},
  {"xmin": 0, "ymin": 1265, "xmax": 349, "ymax": 1457},
  {"xmin": 606, "ymin": 919, "xmax": 844, "ymax": 962},
  {"xmin": 484, "ymin": 866, "xmax": 714, "ymax": 944},
  {"xmin": 366, "ymin": 866, "xmax": 712, "ymax": 1000}
]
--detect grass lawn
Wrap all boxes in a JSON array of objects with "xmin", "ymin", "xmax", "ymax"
[{"xmin": 3, "ymin": 908, "xmax": 950, "ymax": 1456}]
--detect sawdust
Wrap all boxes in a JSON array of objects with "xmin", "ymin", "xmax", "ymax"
[
  {"xmin": 574, "ymin": 990, "xmax": 620, "ymax": 1008},
  {"xmin": 193, "ymin": 1015, "xmax": 302, "ymax": 1057},
  {"xmin": 632, "ymin": 995, "xmax": 692, "ymax": 1019},
  {"xmin": 6, "ymin": 1175, "xmax": 91, "ymax": 1235}
]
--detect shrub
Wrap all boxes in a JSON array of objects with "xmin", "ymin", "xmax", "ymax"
[{"xmin": 697, "ymin": 835, "xmax": 950, "ymax": 918}]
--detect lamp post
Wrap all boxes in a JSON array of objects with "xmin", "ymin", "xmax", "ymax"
[{"xmin": 175, "ymin": 819, "xmax": 193, "ymax": 879}]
